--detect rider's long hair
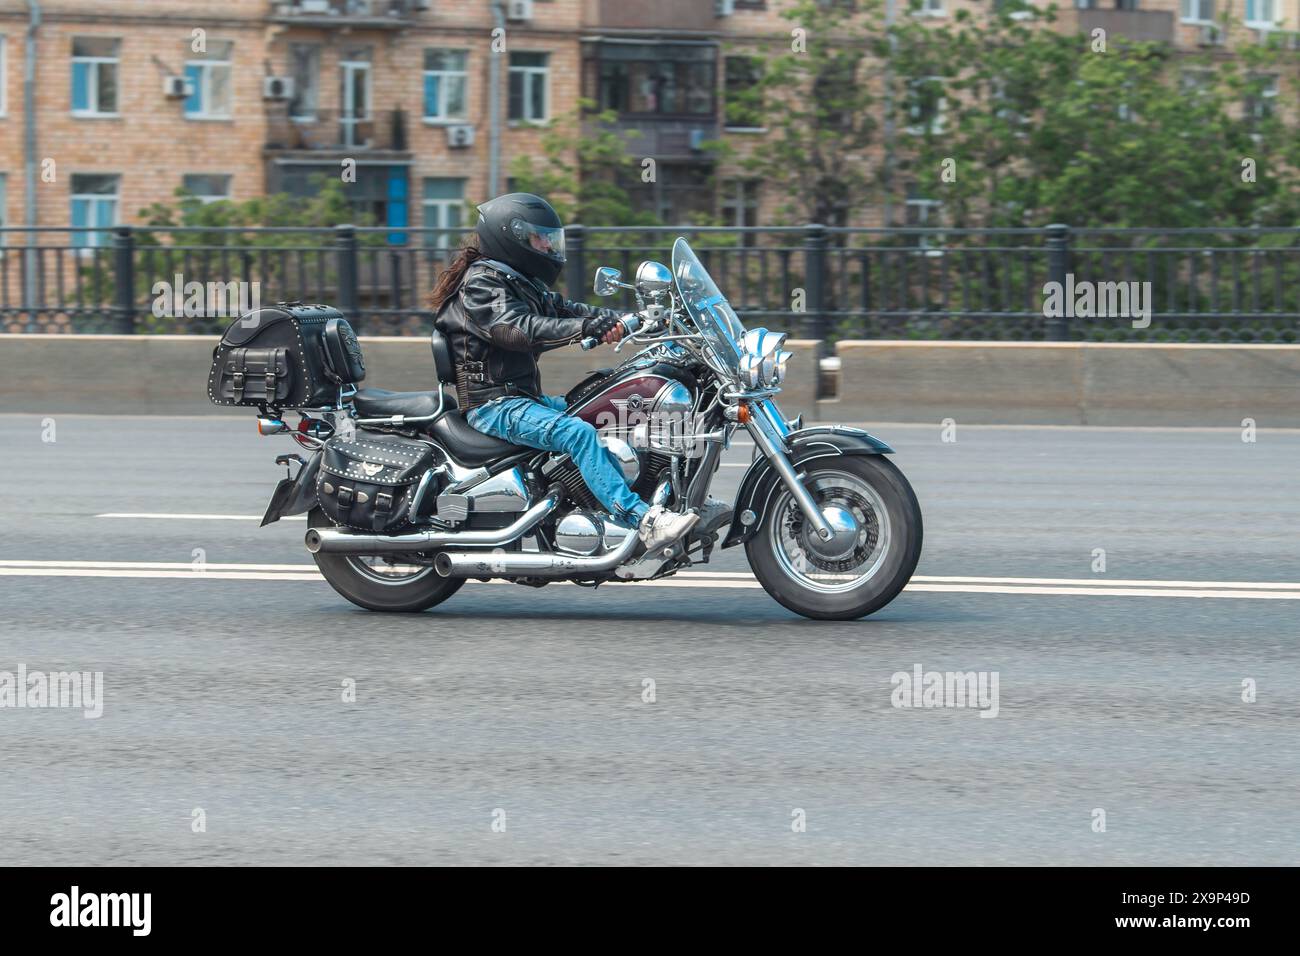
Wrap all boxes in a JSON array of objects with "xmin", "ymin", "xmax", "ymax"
[{"xmin": 430, "ymin": 236, "xmax": 483, "ymax": 312}]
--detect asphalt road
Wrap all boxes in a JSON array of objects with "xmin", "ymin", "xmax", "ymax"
[{"xmin": 1, "ymin": 414, "xmax": 1297, "ymax": 866}]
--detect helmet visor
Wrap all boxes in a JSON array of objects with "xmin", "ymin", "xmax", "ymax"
[{"xmin": 508, "ymin": 218, "xmax": 566, "ymax": 263}]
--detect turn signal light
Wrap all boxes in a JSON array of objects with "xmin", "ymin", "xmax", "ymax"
[
  {"xmin": 257, "ymin": 417, "xmax": 287, "ymax": 436},
  {"xmin": 736, "ymin": 403, "xmax": 751, "ymax": 425}
]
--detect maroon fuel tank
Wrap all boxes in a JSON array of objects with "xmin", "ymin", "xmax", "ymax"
[{"xmin": 565, "ymin": 361, "xmax": 698, "ymax": 434}]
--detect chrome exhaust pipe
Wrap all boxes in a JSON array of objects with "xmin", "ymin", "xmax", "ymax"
[
  {"xmin": 305, "ymin": 489, "xmax": 561, "ymax": 555},
  {"xmin": 433, "ymin": 524, "xmax": 642, "ymax": 579}
]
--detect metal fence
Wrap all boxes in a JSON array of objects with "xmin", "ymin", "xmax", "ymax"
[{"xmin": 1, "ymin": 224, "xmax": 1297, "ymax": 342}]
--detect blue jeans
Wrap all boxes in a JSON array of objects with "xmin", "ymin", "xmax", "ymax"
[{"xmin": 466, "ymin": 395, "xmax": 649, "ymax": 524}]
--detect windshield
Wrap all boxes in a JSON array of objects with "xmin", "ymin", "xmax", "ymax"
[{"xmin": 672, "ymin": 238, "xmax": 746, "ymax": 367}]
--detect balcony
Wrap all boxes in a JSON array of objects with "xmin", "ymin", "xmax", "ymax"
[
  {"xmin": 1059, "ymin": 9, "xmax": 1174, "ymax": 45},
  {"xmin": 269, "ymin": 0, "xmax": 424, "ymax": 29},
  {"xmin": 265, "ymin": 108, "xmax": 410, "ymax": 154},
  {"xmin": 585, "ymin": 116, "xmax": 720, "ymax": 162},
  {"xmin": 584, "ymin": 0, "xmax": 721, "ymax": 34}
]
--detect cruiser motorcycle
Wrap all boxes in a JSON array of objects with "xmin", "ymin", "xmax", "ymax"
[{"xmin": 211, "ymin": 239, "xmax": 922, "ymax": 620}]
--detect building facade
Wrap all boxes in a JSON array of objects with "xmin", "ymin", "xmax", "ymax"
[{"xmin": 0, "ymin": 0, "xmax": 1295, "ymax": 240}]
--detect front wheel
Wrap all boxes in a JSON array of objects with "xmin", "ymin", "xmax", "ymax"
[
  {"xmin": 308, "ymin": 509, "xmax": 464, "ymax": 612},
  {"xmin": 746, "ymin": 456, "xmax": 922, "ymax": 621}
]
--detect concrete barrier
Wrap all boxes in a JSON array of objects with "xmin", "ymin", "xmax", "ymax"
[
  {"xmin": 828, "ymin": 341, "xmax": 1300, "ymax": 427},
  {"xmin": 0, "ymin": 333, "xmax": 822, "ymax": 420},
  {"xmin": 3, "ymin": 334, "xmax": 1293, "ymax": 426}
]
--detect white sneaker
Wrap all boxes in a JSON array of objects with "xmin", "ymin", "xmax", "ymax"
[{"xmin": 638, "ymin": 505, "xmax": 700, "ymax": 553}]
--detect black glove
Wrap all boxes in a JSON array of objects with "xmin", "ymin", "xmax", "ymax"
[{"xmin": 582, "ymin": 312, "xmax": 622, "ymax": 342}]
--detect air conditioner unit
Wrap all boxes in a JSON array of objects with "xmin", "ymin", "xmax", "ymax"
[
  {"xmin": 715, "ymin": 0, "xmax": 736, "ymax": 16},
  {"xmin": 506, "ymin": 0, "xmax": 533, "ymax": 22},
  {"xmin": 164, "ymin": 76, "xmax": 195, "ymax": 99},
  {"xmin": 264, "ymin": 76, "xmax": 296, "ymax": 101},
  {"xmin": 1197, "ymin": 24, "xmax": 1224, "ymax": 47},
  {"xmin": 446, "ymin": 124, "xmax": 476, "ymax": 148}
]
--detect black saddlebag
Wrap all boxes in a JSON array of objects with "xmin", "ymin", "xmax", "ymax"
[
  {"xmin": 317, "ymin": 433, "xmax": 435, "ymax": 532},
  {"xmin": 208, "ymin": 303, "xmax": 366, "ymax": 409}
]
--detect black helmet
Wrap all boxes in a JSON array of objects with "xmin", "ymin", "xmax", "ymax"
[{"xmin": 475, "ymin": 193, "xmax": 567, "ymax": 288}]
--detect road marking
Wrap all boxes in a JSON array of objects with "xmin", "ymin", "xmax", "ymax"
[
  {"xmin": 3, "ymin": 560, "xmax": 1299, "ymax": 599},
  {"xmin": 95, "ymin": 513, "xmax": 306, "ymax": 521}
]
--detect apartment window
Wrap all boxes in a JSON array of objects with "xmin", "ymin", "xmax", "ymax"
[
  {"xmin": 724, "ymin": 56, "xmax": 764, "ymax": 129},
  {"xmin": 1073, "ymin": 0, "xmax": 1098, "ymax": 8},
  {"xmin": 423, "ymin": 50, "xmax": 468, "ymax": 121},
  {"xmin": 1245, "ymin": 0, "xmax": 1276, "ymax": 25},
  {"xmin": 906, "ymin": 76, "xmax": 946, "ymax": 135},
  {"xmin": 422, "ymin": 178, "xmax": 465, "ymax": 250},
  {"xmin": 1179, "ymin": 0, "xmax": 1214, "ymax": 21},
  {"xmin": 185, "ymin": 41, "xmax": 234, "ymax": 119},
  {"xmin": 70, "ymin": 174, "xmax": 119, "ymax": 249},
  {"xmin": 914, "ymin": 0, "xmax": 946, "ymax": 15},
  {"xmin": 289, "ymin": 44, "xmax": 320, "ymax": 120},
  {"xmin": 71, "ymin": 37, "xmax": 120, "ymax": 116},
  {"xmin": 721, "ymin": 180, "xmax": 761, "ymax": 234},
  {"xmin": 181, "ymin": 174, "xmax": 232, "ymax": 204},
  {"xmin": 509, "ymin": 52, "xmax": 549, "ymax": 123},
  {"xmin": 1246, "ymin": 74, "xmax": 1278, "ymax": 122},
  {"xmin": 590, "ymin": 43, "xmax": 716, "ymax": 118},
  {"xmin": 1180, "ymin": 69, "xmax": 1213, "ymax": 94}
]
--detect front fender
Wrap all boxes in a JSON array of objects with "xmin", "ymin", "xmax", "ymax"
[{"xmin": 721, "ymin": 426, "xmax": 894, "ymax": 549}]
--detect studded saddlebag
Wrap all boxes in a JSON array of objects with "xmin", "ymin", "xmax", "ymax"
[
  {"xmin": 208, "ymin": 303, "xmax": 364, "ymax": 409},
  {"xmin": 317, "ymin": 434, "xmax": 435, "ymax": 532}
]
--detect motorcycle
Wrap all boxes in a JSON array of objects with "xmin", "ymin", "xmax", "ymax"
[{"xmin": 214, "ymin": 238, "xmax": 922, "ymax": 620}]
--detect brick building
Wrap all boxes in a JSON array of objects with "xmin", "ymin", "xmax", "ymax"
[{"xmin": 0, "ymin": 0, "xmax": 1295, "ymax": 241}]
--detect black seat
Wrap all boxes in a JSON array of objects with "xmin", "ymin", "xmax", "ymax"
[
  {"xmin": 430, "ymin": 410, "xmax": 532, "ymax": 467},
  {"xmin": 353, "ymin": 388, "xmax": 441, "ymax": 419}
]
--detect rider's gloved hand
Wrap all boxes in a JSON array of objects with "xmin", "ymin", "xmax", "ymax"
[{"xmin": 582, "ymin": 312, "xmax": 624, "ymax": 346}]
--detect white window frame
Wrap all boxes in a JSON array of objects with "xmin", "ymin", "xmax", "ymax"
[
  {"xmin": 421, "ymin": 178, "xmax": 466, "ymax": 251},
  {"xmin": 185, "ymin": 42, "xmax": 234, "ymax": 120},
  {"xmin": 913, "ymin": 0, "xmax": 946, "ymax": 16},
  {"xmin": 1179, "ymin": 0, "xmax": 1214, "ymax": 23},
  {"xmin": 509, "ymin": 52, "xmax": 550, "ymax": 124},
  {"xmin": 70, "ymin": 174, "xmax": 120, "ymax": 251},
  {"xmin": 181, "ymin": 174, "xmax": 232, "ymax": 205},
  {"xmin": 906, "ymin": 75, "xmax": 946, "ymax": 136},
  {"xmin": 71, "ymin": 37, "xmax": 120, "ymax": 118},
  {"xmin": 1245, "ymin": 0, "xmax": 1277, "ymax": 27},
  {"xmin": 1247, "ymin": 74, "xmax": 1279, "ymax": 120},
  {"xmin": 423, "ymin": 49, "xmax": 469, "ymax": 123}
]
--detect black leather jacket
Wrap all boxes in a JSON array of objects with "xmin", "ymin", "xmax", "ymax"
[{"xmin": 434, "ymin": 258, "xmax": 619, "ymax": 411}]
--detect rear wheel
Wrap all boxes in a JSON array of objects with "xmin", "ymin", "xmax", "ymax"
[
  {"xmin": 308, "ymin": 509, "xmax": 464, "ymax": 612},
  {"xmin": 745, "ymin": 455, "xmax": 922, "ymax": 621}
]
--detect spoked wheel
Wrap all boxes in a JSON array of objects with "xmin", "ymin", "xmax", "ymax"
[
  {"xmin": 746, "ymin": 456, "xmax": 922, "ymax": 620},
  {"xmin": 308, "ymin": 509, "xmax": 464, "ymax": 612}
]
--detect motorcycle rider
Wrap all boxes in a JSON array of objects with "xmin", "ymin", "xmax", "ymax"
[{"xmin": 432, "ymin": 193, "xmax": 700, "ymax": 552}]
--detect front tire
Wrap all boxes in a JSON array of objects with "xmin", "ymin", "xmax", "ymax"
[
  {"xmin": 308, "ymin": 508, "xmax": 464, "ymax": 612},
  {"xmin": 746, "ymin": 455, "xmax": 922, "ymax": 621}
]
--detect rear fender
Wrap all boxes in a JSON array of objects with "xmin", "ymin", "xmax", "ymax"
[
  {"xmin": 721, "ymin": 426, "xmax": 894, "ymax": 549},
  {"xmin": 260, "ymin": 450, "xmax": 322, "ymax": 526}
]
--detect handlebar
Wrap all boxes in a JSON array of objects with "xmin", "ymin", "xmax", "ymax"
[{"xmin": 580, "ymin": 312, "xmax": 642, "ymax": 351}]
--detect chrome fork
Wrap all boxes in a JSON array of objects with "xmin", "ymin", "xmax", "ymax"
[{"xmin": 746, "ymin": 400, "xmax": 834, "ymax": 541}]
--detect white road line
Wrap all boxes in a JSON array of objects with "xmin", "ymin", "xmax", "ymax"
[
  {"xmin": 95, "ymin": 513, "xmax": 306, "ymax": 521},
  {"xmin": 3, "ymin": 560, "xmax": 1299, "ymax": 599}
]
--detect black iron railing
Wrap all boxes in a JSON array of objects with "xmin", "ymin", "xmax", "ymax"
[{"xmin": 1, "ymin": 224, "xmax": 1297, "ymax": 342}]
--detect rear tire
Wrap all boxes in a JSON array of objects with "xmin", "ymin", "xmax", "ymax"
[
  {"xmin": 745, "ymin": 455, "xmax": 922, "ymax": 621},
  {"xmin": 308, "ymin": 509, "xmax": 465, "ymax": 612}
]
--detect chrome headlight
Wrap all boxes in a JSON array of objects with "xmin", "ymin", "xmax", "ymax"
[{"xmin": 738, "ymin": 328, "xmax": 789, "ymax": 388}]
